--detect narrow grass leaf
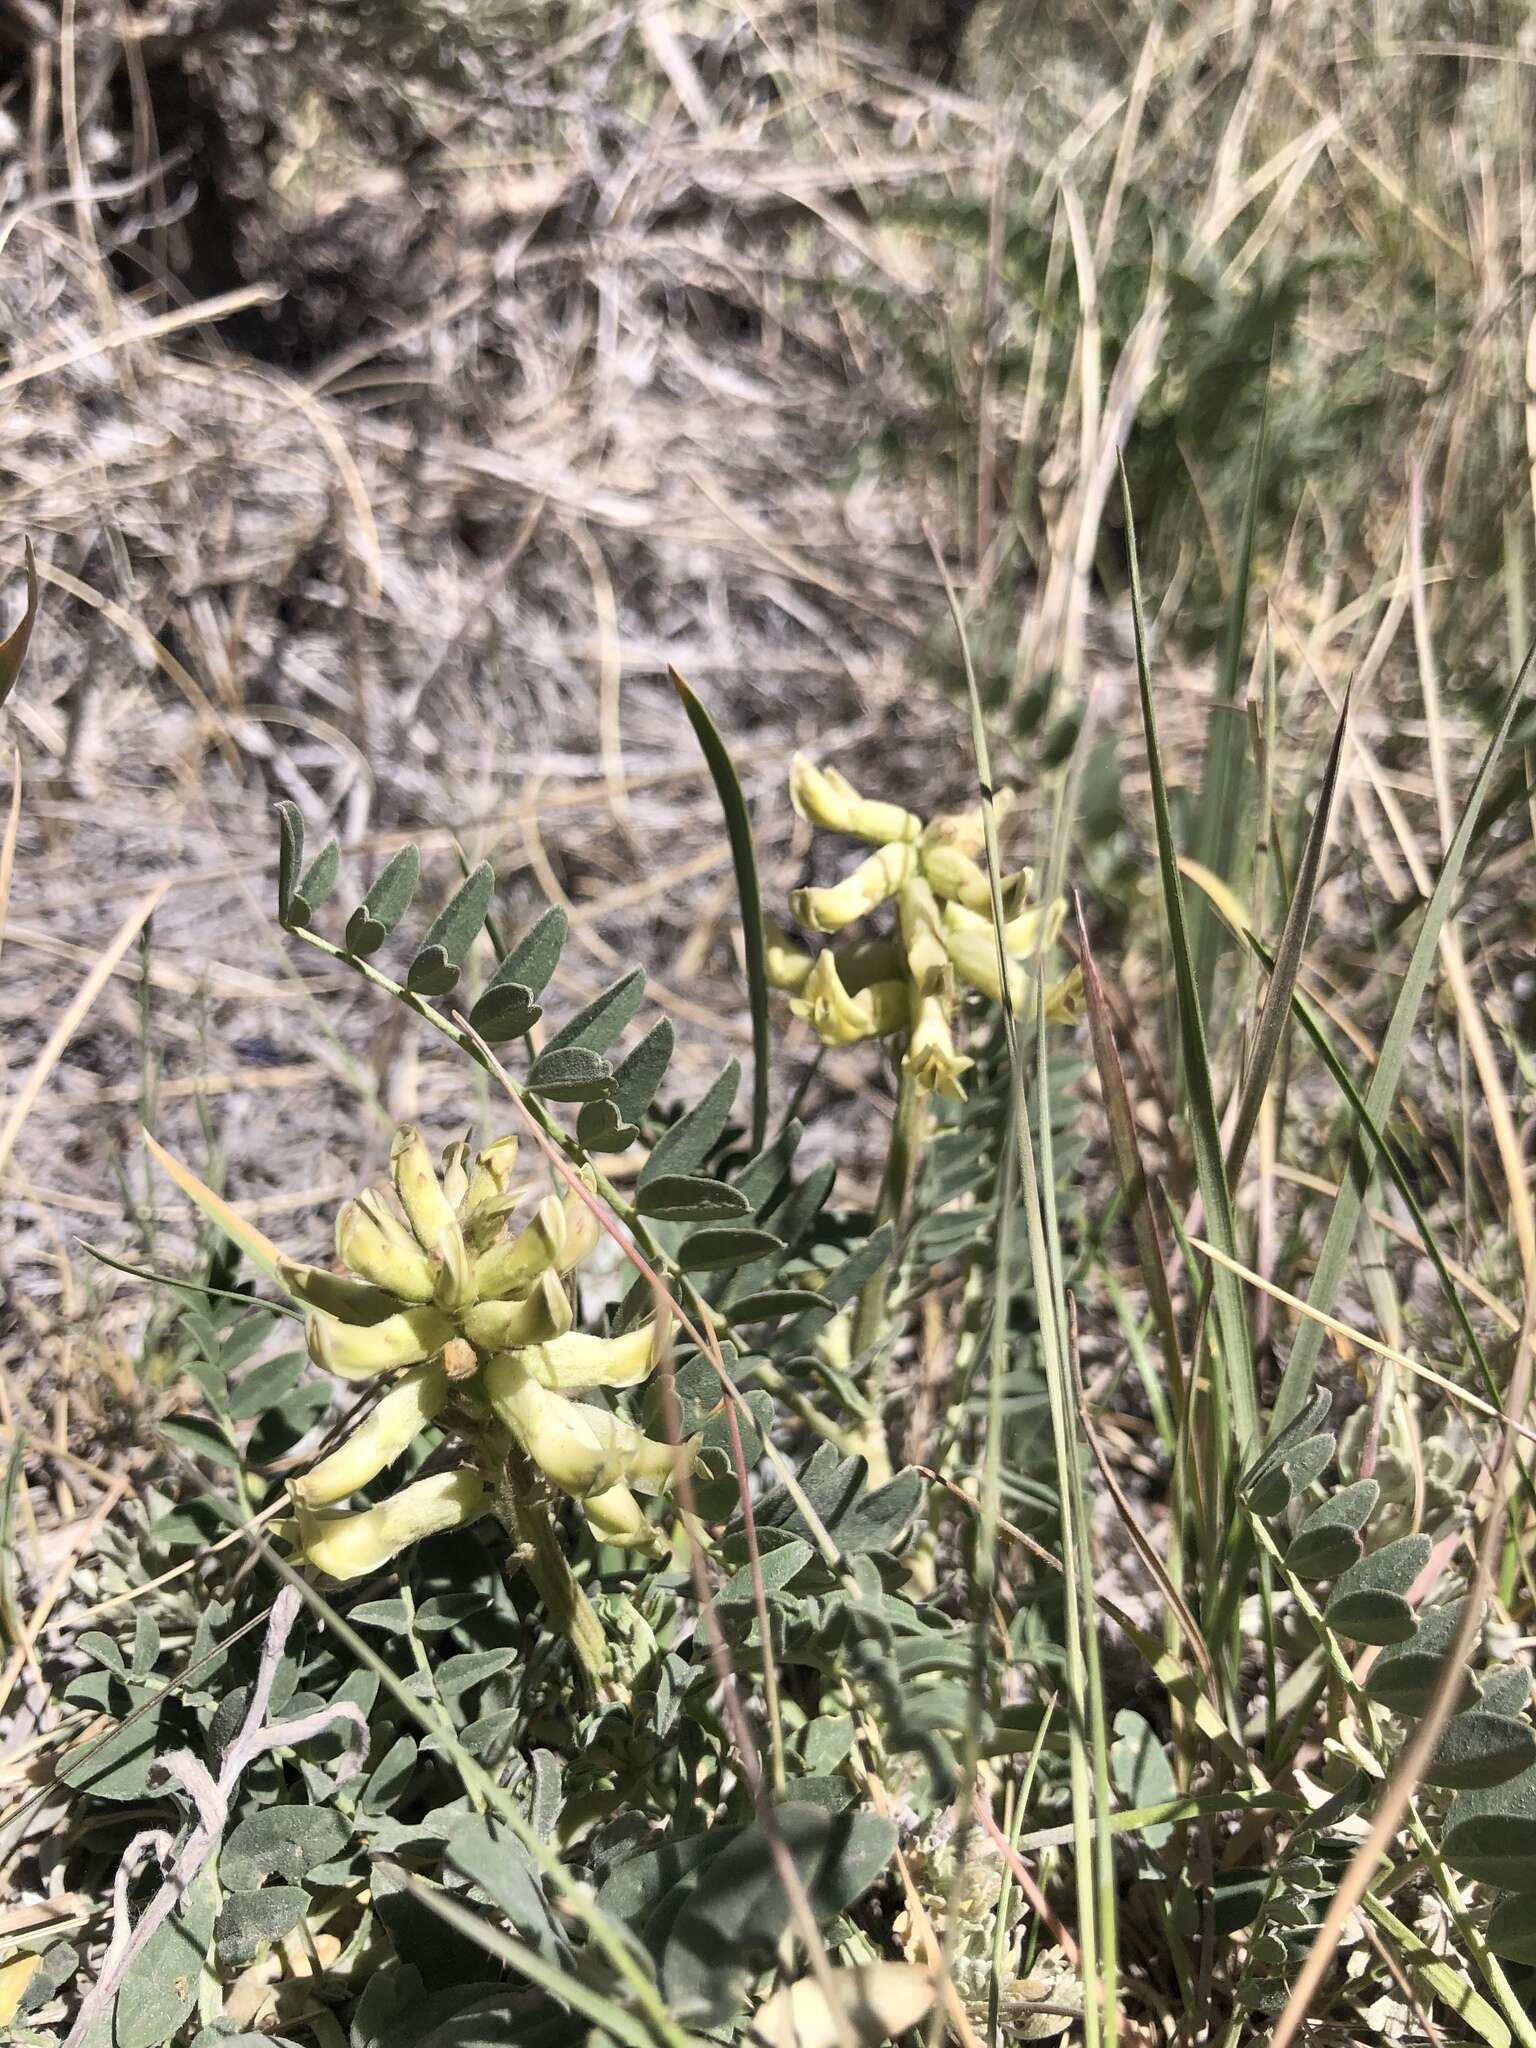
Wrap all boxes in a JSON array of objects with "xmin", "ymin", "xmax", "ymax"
[
  {"xmin": 141, "ymin": 1128, "xmax": 286, "ymax": 1286},
  {"xmin": 1119, "ymin": 456, "xmax": 1257, "ymax": 1449},
  {"xmin": 1075, "ymin": 903, "xmax": 1185, "ymax": 1421},
  {"xmin": 671, "ymin": 667, "xmax": 771, "ymax": 1153},
  {"xmin": 1224, "ymin": 679, "xmax": 1350, "ymax": 1182},
  {"xmin": 1271, "ymin": 632, "xmax": 1536, "ymax": 1428},
  {"xmin": 1190, "ymin": 376, "xmax": 1267, "ymax": 1016}
]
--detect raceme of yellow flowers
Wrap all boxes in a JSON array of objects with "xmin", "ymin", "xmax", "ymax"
[
  {"xmin": 769, "ymin": 756, "xmax": 1080, "ymax": 1099},
  {"xmin": 279, "ymin": 1126, "xmax": 695, "ymax": 1580}
]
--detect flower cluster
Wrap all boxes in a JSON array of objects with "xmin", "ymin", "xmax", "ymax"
[
  {"xmin": 768, "ymin": 756, "xmax": 1080, "ymax": 1099},
  {"xmin": 280, "ymin": 1126, "xmax": 693, "ymax": 1579}
]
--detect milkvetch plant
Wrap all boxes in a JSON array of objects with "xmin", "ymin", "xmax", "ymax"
[
  {"xmin": 770, "ymin": 753, "xmax": 1079, "ymax": 1101},
  {"xmin": 281, "ymin": 1123, "xmax": 695, "ymax": 1607}
]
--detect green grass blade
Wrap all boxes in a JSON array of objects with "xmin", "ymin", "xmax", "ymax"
[
  {"xmin": 670, "ymin": 666, "xmax": 771, "ymax": 1154},
  {"xmin": 1224, "ymin": 677, "xmax": 1350, "ymax": 1182},
  {"xmin": 1270, "ymin": 632, "xmax": 1536, "ymax": 1429},
  {"xmin": 1189, "ymin": 375, "xmax": 1268, "ymax": 1017},
  {"xmin": 931, "ymin": 528, "xmax": 1109, "ymax": 2048},
  {"xmin": 1118, "ymin": 456, "xmax": 1258, "ymax": 1452},
  {"xmin": 1075, "ymin": 903, "xmax": 1186, "ymax": 1428}
]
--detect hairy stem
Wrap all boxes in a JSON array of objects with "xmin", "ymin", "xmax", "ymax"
[{"xmin": 493, "ymin": 1450, "xmax": 609, "ymax": 1688}]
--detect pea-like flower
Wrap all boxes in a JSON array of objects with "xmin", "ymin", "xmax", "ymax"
[
  {"xmin": 278, "ymin": 1126, "xmax": 696, "ymax": 1581},
  {"xmin": 777, "ymin": 755, "xmax": 1079, "ymax": 1099}
]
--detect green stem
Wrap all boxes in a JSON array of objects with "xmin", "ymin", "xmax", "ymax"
[
  {"xmin": 494, "ymin": 1450, "xmax": 609, "ymax": 1690},
  {"xmin": 852, "ymin": 1056, "xmax": 924, "ymax": 1362}
]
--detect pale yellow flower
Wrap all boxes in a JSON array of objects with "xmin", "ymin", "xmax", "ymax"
[
  {"xmin": 790, "ymin": 754, "xmax": 922, "ymax": 846},
  {"xmin": 789, "ymin": 951, "xmax": 911, "ymax": 1046},
  {"xmin": 903, "ymin": 993, "xmax": 973, "ymax": 1101},
  {"xmin": 790, "ymin": 842, "xmax": 917, "ymax": 933}
]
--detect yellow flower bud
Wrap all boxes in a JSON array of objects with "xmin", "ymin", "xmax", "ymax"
[
  {"xmin": 390, "ymin": 1125, "xmax": 459, "ymax": 1254},
  {"xmin": 918, "ymin": 842, "xmax": 994, "ymax": 911},
  {"xmin": 291, "ymin": 1361, "xmax": 448, "ymax": 1508},
  {"xmin": 474, "ymin": 1194, "xmax": 565, "ymax": 1299},
  {"xmin": 764, "ymin": 917, "xmax": 815, "ymax": 996},
  {"xmin": 1044, "ymin": 966, "xmax": 1084, "ymax": 1023},
  {"xmin": 581, "ymin": 1481, "xmax": 666, "ymax": 1554},
  {"xmin": 520, "ymin": 1320, "xmax": 661, "ymax": 1392},
  {"xmin": 942, "ymin": 920, "xmax": 1021, "ymax": 1007},
  {"xmin": 306, "ymin": 1304, "xmax": 455, "ymax": 1380},
  {"xmin": 482, "ymin": 1366, "xmax": 625, "ymax": 1497},
  {"xmin": 294, "ymin": 1469, "xmax": 486, "ymax": 1582},
  {"xmin": 943, "ymin": 895, "xmax": 1064, "ymax": 960},
  {"xmin": 788, "ymin": 953, "xmax": 910, "ymax": 1047},
  {"xmin": 461, "ymin": 1270, "xmax": 573, "ymax": 1350},
  {"xmin": 941, "ymin": 915, "xmax": 1080, "ymax": 1024},
  {"xmin": 429, "ymin": 1222, "xmax": 475, "ymax": 1314},
  {"xmin": 896, "ymin": 877, "xmax": 950, "ymax": 997},
  {"xmin": 439, "ymin": 1138, "xmax": 472, "ymax": 1211},
  {"xmin": 336, "ymin": 1193, "xmax": 435, "ymax": 1302},
  {"xmin": 466, "ymin": 1134, "xmax": 520, "ymax": 1212},
  {"xmin": 555, "ymin": 1167, "xmax": 603, "ymax": 1273},
  {"xmin": 789, "ymin": 754, "xmax": 922, "ymax": 846},
  {"xmin": 277, "ymin": 1257, "xmax": 398, "ymax": 1325},
  {"xmin": 484, "ymin": 1360, "xmax": 686, "ymax": 1504},
  {"xmin": 789, "ymin": 842, "xmax": 916, "ymax": 934},
  {"xmin": 903, "ymin": 993, "xmax": 972, "ymax": 1101}
]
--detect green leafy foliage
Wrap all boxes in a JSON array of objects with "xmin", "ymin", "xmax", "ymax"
[
  {"xmin": 406, "ymin": 861, "xmax": 495, "ymax": 994},
  {"xmin": 347, "ymin": 846, "xmax": 422, "ymax": 955}
]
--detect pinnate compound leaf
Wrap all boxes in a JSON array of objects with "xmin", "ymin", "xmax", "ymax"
[
  {"xmin": 661, "ymin": 1802, "xmax": 896, "ymax": 2025},
  {"xmin": 1285, "ymin": 1479, "xmax": 1379, "ymax": 1580},
  {"xmin": 477, "ymin": 904, "xmax": 567, "ymax": 1007},
  {"xmin": 114, "ymin": 1862, "xmax": 218, "ymax": 2048},
  {"xmin": 526, "ymin": 1046, "xmax": 613, "ymax": 1103},
  {"xmin": 219, "ymin": 1805, "xmax": 350, "ymax": 1891},
  {"xmin": 1487, "ymin": 1892, "xmax": 1536, "ymax": 1963},
  {"xmin": 640, "ymin": 1059, "xmax": 740, "ymax": 1185},
  {"xmin": 614, "ymin": 1018, "xmax": 675, "ymax": 1123},
  {"xmin": 1246, "ymin": 1432, "xmax": 1334, "ymax": 1519},
  {"xmin": 679, "ymin": 1225, "xmax": 785, "ymax": 1273},
  {"xmin": 1423, "ymin": 1712, "xmax": 1536, "ymax": 1792},
  {"xmin": 635, "ymin": 1174, "xmax": 750, "ymax": 1223},
  {"xmin": 445, "ymin": 1816, "xmax": 568, "ymax": 1962},
  {"xmin": 408, "ymin": 862, "xmax": 494, "ymax": 994},
  {"xmin": 468, "ymin": 980, "xmax": 540, "ymax": 1043},
  {"xmin": 1324, "ymin": 1535, "xmax": 1431, "ymax": 1645},
  {"xmin": 215, "ymin": 1887, "xmax": 308, "ymax": 1965},
  {"xmin": 544, "ymin": 968, "xmax": 645, "ymax": 1055},
  {"xmin": 717, "ymin": 1538, "xmax": 815, "ymax": 1607},
  {"xmin": 732, "ymin": 1287, "xmax": 836, "ymax": 1325},
  {"xmin": 1480, "ymin": 1665, "xmax": 1534, "ymax": 1717},
  {"xmin": 1443, "ymin": 1761, "xmax": 1536, "ymax": 1891},
  {"xmin": 1364, "ymin": 1601, "xmax": 1481, "ymax": 1716},
  {"xmin": 1111, "ymin": 1711, "xmax": 1178, "ymax": 1849},
  {"xmin": 346, "ymin": 846, "xmax": 421, "ymax": 955}
]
